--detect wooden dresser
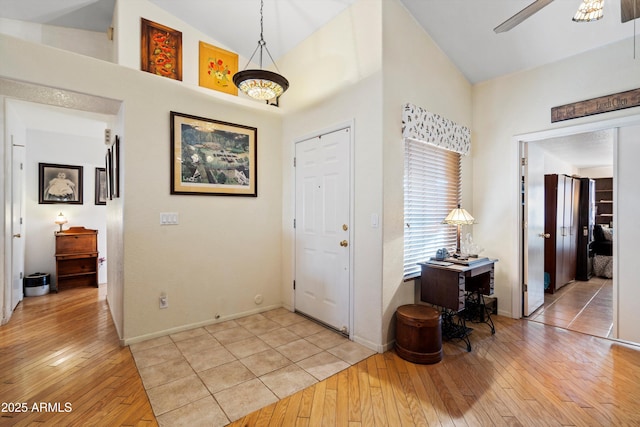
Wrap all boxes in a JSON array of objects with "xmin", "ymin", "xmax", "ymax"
[{"xmin": 55, "ymin": 226, "xmax": 98, "ymax": 290}]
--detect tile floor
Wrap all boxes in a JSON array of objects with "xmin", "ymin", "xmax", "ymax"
[
  {"xmin": 527, "ymin": 276, "xmax": 613, "ymax": 338},
  {"xmin": 129, "ymin": 308, "xmax": 376, "ymax": 426}
]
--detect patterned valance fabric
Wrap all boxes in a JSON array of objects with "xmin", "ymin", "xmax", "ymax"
[{"xmin": 401, "ymin": 103, "xmax": 470, "ymax": 156}]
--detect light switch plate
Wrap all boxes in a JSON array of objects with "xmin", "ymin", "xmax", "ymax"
[{"xmin": 160, "ymin": 212, "xmax": 179, "ymax": 225}]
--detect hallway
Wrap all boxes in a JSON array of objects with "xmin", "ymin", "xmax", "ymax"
[{"xmin": 527, "ymin": 276, "xmax": 613, "ymax": 338}]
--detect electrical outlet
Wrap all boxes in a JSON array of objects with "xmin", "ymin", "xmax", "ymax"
[{"xmin": 159, "ymin": 295, "xmax": 168, "ymax": 309}]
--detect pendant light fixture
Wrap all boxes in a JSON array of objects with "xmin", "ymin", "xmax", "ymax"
[{"xmin": 233, "ymin": 0, "xmax": 289, "ymax": 105}]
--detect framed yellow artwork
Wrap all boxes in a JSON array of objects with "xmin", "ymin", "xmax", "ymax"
[{"xmin": 199, "ymin": 41, "xmax": 238, "ymax": 96}]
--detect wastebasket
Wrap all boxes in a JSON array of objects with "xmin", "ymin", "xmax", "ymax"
[{"xmin": 23, "ymin": 273, "xmax": 50, "ymax": 297}]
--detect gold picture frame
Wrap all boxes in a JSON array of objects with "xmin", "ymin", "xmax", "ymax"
[
  {"xmin": 198, "ymin": 41, "xmax": 238, "ymax": 96},
  {"xmin": 141, "ymin": 18, "xmax": 182, "ymax": 81},
  {"xmin": 170, "ymin": 111, "xmax": 257, "ymax": 196}
]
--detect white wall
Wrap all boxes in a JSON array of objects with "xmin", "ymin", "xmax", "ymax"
[
  {"xmin": 578, "ymin": 166, "xmax": 613, "ymax": 178},
  {"xmin": 25, "ymin": 128, "xmax": 108, "ymax": 285},
  {"xmin": 0, "ymin": 17, "xmax": 112, "ymax": 62},
  {"xmin": 542, "ymin": 150, "xmax": 579, "ymax": 176},
  {"xmin": 1, "ymin": 33, "xmax": 284, "ymax": 344},
  {"xmin": 616, "ymin": 125, "xmax": 640, "ymax": 343},
  {"xmin": 380, "ymin": 0, "xmax": 473, "ymax": 348},
  {"xmin": 472, "ymin": 37, "xmax": 640, "ymax": 340}
]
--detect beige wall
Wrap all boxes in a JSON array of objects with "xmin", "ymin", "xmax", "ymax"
[
  {"xmin": 0, "ymin": 33, "xmax": 285, "ymax": 343},
  {"xmin": 380, "ymin": 0, "xmax": 473, "ymax": 348},
  {"xmin": 472, "ymin": 37, "xmax": 640, "ymax": 342},
  {"xmin": 5, "ymin": 0, "xmax": 639, "ymax": 348},
  {"xmin": 616, "ymin": 125, "xmax": 640, "ymax": 343},
  {"xmin": 279, "ymin": 0, "xmax": 473, "ymax": 351},
  {"xmin": 114, "ymin": 0, "xmax": 259, "ymax": 105},
  {"xmin": 280, "ymin": 0, "xmax": 384, "ymax": 350},
  {"xmin": 0, "ymin": 17, "xmax": 113, "ymax": 61}
]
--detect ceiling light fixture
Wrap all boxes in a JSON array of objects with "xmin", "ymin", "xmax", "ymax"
[
  {"xmin": 572, "ymin": 0, "xmax": 604, "ymax": 22},
  {"xmin": 233, "ymin": 0, "xmax": 289, "ymax": 106}
]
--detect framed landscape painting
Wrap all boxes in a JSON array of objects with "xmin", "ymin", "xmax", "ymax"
[
  {"xmin": 199, "ymin": 41, "xmax": 238, "ymax": 96},
  {"xmin": 141, "ymin": 18, "xmax": 182, "ymax": 81},
  {"xmin": 170, "ymin": 111, "xmax": 257, "ymax": 196},
  {"xmin": 39, "ymin": 163, "xmax": 83, "ymax": 204}
]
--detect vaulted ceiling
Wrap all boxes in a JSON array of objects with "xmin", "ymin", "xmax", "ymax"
[
  {"xmin": 1, "ymin": 0, "xmax": 628, "ymax": 167},
  {"xmin": 0, "ymin": 0, "xmax": 637, "ymax": 84}
]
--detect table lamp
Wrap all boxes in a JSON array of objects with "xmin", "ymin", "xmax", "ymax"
[
  {"xmin": 55, "ymin": 212, "xmax": 67, "ymax": 232},
  {"xmin": 442, "ymin": 204, "xmax": 475, "ymax": 255}
]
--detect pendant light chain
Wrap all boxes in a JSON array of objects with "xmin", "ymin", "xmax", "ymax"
[
  {"xmin": 260, "ymin": 0, "xmax": 264, "ymax": 43},
  {"xmin": 259, "ymin": 0, "xmax": 264, "ymax": 68}
]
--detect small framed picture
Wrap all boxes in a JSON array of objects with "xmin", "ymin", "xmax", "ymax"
[
  {"xmin": 141, "ymin": 18, "xmax": 182, "ymax": 81},
  {"xmin": 170, "ymin": 111, "xmax": 257, "ymax": 196},
  {"xmin": 39, "ymin": 163, "xmax": 83, "ymax": 204},
  {"xmin": 199, "ymin": 41, "xmax": 238, "ymax": 95},
  {"xmin": 95, "ymin": 167, "xmax": 107, "ymax": 205},
  {"xmin": 106, "ymin": 148, "xmax": 113, "ymax": 200},
  {"xmin": 112, "ymin": 136, "xmax": 120, "ymax": 198}
]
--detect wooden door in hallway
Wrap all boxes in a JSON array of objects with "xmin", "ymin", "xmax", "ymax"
[{"xmin": 11, "ymin": 142, "xmax": 25, "ymax": 313}]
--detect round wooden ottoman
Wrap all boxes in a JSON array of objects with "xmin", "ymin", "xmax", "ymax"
[{"xmin": 395, "ymin": 304, "xmax": 442, "ymax": 364}]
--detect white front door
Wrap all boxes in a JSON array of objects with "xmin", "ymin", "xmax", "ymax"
[
  {"xmin": 294, "ymin": 127, "xmax": 350, "ymax": 333},
  {"xmin": 523, "ymin": 142, "xmax": 545, "ymax": 316},
  {"xmin": 11, "ymin": 143, "xmax": 26, "ymax": 311}
]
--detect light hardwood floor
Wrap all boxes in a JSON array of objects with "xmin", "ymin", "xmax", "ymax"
[
  {"xmin": 0, "ymin": 285, "xmax": 156, "ymax": 426},
  {"xmin": 3, "ymin": 285, "xmax": 640, "ymax": 426},
  {"xmin": 528, "ymin": 276, "xmax": 613, "ymax": 338}
]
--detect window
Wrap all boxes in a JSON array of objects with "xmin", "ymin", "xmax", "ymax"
[{"xmin": 403, "ymin": 139, "xmax": 461, "ymax": 279}]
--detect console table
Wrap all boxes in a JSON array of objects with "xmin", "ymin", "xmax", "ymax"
[
  {"xmin": 419, "ymin": 258, "xmax": 497, "ymax": 351},
  {"xmin": 55, "ymin": 227, "xmax": 99, "ymax": 290}
]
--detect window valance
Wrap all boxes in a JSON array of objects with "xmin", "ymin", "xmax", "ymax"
[{"xmin": 401, "ymin": 103, "xmax": 470, "ymax": 156}]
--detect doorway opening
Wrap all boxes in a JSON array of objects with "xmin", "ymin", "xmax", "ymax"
[
  {"xmin": 2, "ymin": 79, "xmax": 120, "ymax": 325},
  {"xmin": 522, "ymin": 130, "xmax": 614, "ymax": 338}
]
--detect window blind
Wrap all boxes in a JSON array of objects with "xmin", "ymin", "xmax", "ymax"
[{"xmin": 403, "ymin": 139, "xmax": 461, "ymax": 279}]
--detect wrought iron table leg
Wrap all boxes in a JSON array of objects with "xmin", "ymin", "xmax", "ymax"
[
  {"xmin": 441, "ymin": 308, "xmax": 472, "ymax": 352},
  {"xmin": 464, "ymin": 291, "xmax": 496, "ymax": 335}
]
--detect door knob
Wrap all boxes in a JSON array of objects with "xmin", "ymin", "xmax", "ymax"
[
  {"xmin": 12, "ymin": 233, "xmax": 21, "ymax": 238},
  {"xmin": 538, "ymin": 233, "xmax": 550, "ymax": 238},
  {"xmin": 340, "ymin": 240, "xmax": 348, "ymax": 247}
]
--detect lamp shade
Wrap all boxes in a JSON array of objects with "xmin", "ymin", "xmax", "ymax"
[
  {"xmin": 572, "ymin": 0, "xmax": 604, "ymax": 22},
  {"xmin": 233, "ymin": 69, "xmax": 289, "ymax": 101},
  {"xmin": 55, "ymin": 212, "xmax": 67, "ymax": 232},
  {"xmin": 442, "ymin": 206, "xmax": 475, "ymax": 225}
]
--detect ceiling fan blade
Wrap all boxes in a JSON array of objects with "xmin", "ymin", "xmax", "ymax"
[
  {"xmin": 621, "ymin": 0, "xmax": 640, "ymax": 22},
  {"xmin": 494, "ymin": 0, "xmax": 555, "ymax": 33}
]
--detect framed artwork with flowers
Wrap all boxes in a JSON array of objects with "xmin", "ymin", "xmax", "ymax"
[
  {"xmin": 198, "ymin": 41, "xmax": 238, "ymax": 96},
  {"xmin": 170, "ymin": 111, "xmax": 257, "ymax": 196},
  {"xmin": 141, "ymin": 18, "xmax": 182, "ymax": 81}
]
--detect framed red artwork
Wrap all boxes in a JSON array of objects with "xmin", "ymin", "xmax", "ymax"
[{"xmin": 141, "ymin": 18, "xmax": 182, "ymax": 81}]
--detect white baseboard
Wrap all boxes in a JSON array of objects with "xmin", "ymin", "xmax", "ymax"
[{"xmin": 122, "ymin": 303, "xmax": 282, "ymax": 346}]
